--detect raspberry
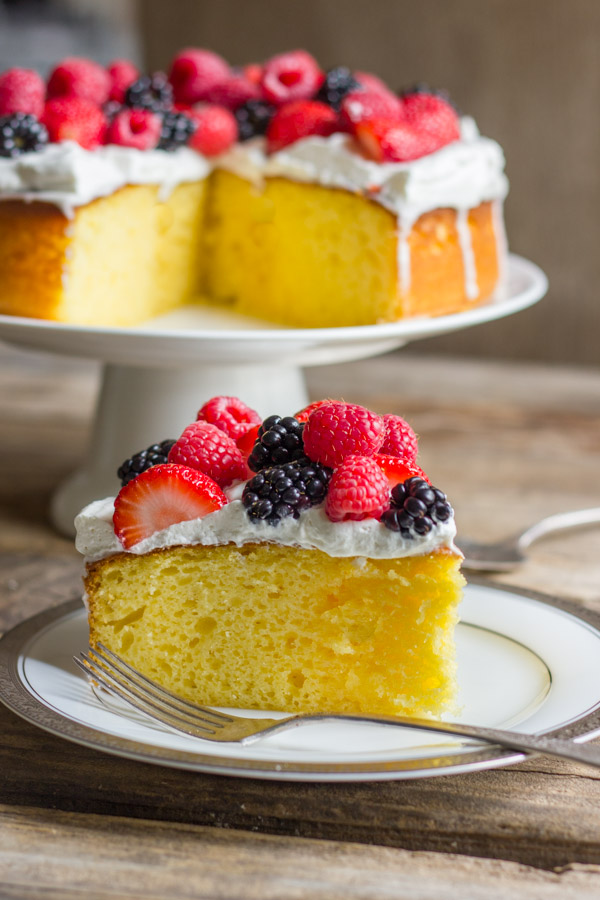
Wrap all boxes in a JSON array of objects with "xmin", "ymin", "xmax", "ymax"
[
  {"xmin": 401, "ymin": 92, "xmax": 460, "ymax": 154},
  {"xmin": 197, "ymin": 395, "xmax": 261, "ymax": 440},
  {"xmin": 47, "ymin": 57, "xmax": 110, "ymax": 105},
  {"xmin": 381, "ymin": 477, "xmax": 452, "ymax": 537},
  {"xmin": 42, "ymin": 97, "xmax": 107, "ymax": 149},
  {"xmin": 106, "ymin": 108, "xmax": 161, "ymax": 150},
  {"xmin": 261, "ymin": 50, "xmax": 324, "ymax": 106},
  {"xmin": 266, "ymin": 100, "xmax": 338, "ymax": 153},
  {"xmin": 188, "ymin": 105, "xmax": 238, "ymax": 156},
  {"xmin": 168, "ymin": 421, "xmax": 248, "ymax": 487},
  {"xmin": 106, "ymin": 59, "xmax": 139, "ymax": 103},
  {"xmin": 354, "ymin": 116, "xmax": 431, "ymax": 163},
  {"xmin": 325, "ymin": 456, "xmax": 390, "ymax": 522},
  {"xmin": 204, "ymin": 74, "xmax": 261, "ymax": 110},
  {"xmin": 374, "ymin": 454, "xmax": 430, "ymax": 489},
  {"xmin": 169, "ymin": 48, "xmax": 230, "ymax": 106},
  {"xmin": 113, "ymin": 463, "xmax": 227, "ymax": 549},
  {"xmin": 380, "ymin": 414, "xmax": 418, "ymax": 462},
  {"xmin": 294, "ymin": 399, "xmax": 334, "ymax": 423},
  {"xmin": 303, "ymin": 401, "xmax": 385, "ymax": 469},
  {"xmin": 0, "ymin": 68, "xmax": 45, "ymax": 118},
  {"xmin": 340, "ymin": 89, "xmax": 403, "ymax": 130}
]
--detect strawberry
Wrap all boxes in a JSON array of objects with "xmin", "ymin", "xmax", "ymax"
[
  {"xmin": 0, "ymin": 68, "xmax": 45, "ymax": 118},
  {"xmin": 401, "ymin": 92, "xmax": 460, "ymax": 153},
  {"xmin": 47, "ymin": 57, "xmax": 111, "ymax": 105},
  {"xmin": 340, "ymin": 89, "xmax": 402, "ymax": 130},
  {"xmin": 261, "ymin": 50, "xmax": 324, "ymax": 105},
  {"xmin": 236, "ymin": 423, "xmax": 261, "ymax": 459},
  {"xmin": 42, "ymin": 97, "xmax": 107, "ymax": 149},
  {"xmin": 203, "ymin": 74, "xmax": 261, "ymax": 110},
  {"xmin": 266, "ymin": 100, "xmax": 338, "ymax": 153},
  {"xmin": 294, "ymin": 399, "xmax": 334, "ymax": 423},
  {"xmin": 113, "ymin": 463, "xmax": 227, "ymax": 549},
  {"xmin": 354, "ymin": 71, "xmax": 398, "ymax": 101},
  {"xmin": 355, "ymin": 116, "xmax": 430, "ymax": 163},
  {"xmin": 374, "ymin": 454, "xmax": 430, "ymax": 488},
  {"xmin": 188, "ymin": 104, "xmax": 238, "ymax": 156}
]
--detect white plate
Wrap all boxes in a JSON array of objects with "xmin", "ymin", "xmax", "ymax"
[
  {"xmin": 0, "ymin": 255, "xmax": 547, "ymax": 367},
  {"xmin": 1, "ymin": 581, "xmax": 599, "ymax": 782}
]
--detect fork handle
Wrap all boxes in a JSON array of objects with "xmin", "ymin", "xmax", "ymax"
[
  {"xmin": 260, "ymin": 714, "xmax": 600, "ymax": 769},
  {"xmin": 517, "ymin": 507, "xmax": 600, "ymax": 551}
]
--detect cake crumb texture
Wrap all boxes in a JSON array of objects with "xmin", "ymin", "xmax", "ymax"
[{"xmin": 86, "ymin": 542, "xmax": 464, "ymax": 716}]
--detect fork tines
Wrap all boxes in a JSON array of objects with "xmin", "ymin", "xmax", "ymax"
[{"xmin": 73, "ymin": 642, "xmax": 233, "ymax": 737}]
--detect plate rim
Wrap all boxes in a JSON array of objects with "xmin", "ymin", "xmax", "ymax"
[
  {"xmin": 1, "ymin": 579, "xmax": 599, "ymax": 782},
  {"xmin": 0, "ymin": 254, "xmax": 547, "ymax": 348}
]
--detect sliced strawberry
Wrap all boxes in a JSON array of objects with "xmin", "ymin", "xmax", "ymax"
[
  {"xmin": 401, "ymin": 91, "xmax": 460, "ymax": 153},
  {"xmin": 113, "ymin": 463, "xmax": 227, "ymax": 549},
  {"xmin": 374, "ymin": 454, "xmax": 430, "ymax": 488},
  {"xmin": 266, "ymin": 100, "xmax": 338, "ymax": 152},
  {"xmin": 294, "ymin": 399, "xmax": 335, "ymax": 423},
  {"xmin": 236, "ymin": 423, "xmax": 260, "ymax": 459}
]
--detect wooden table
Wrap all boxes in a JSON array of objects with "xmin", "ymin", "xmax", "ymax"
[{"xmin": 1, "ymin": 343, "xmax": 600, "ymax": 898}]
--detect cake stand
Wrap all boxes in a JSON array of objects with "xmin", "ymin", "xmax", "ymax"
[{"xmin": 0, "ymin": 254, "xmax": 547, "ymax": 535}]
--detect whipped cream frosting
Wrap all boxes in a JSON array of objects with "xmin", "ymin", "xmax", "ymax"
[
  {"xmin": 0, "ymin": 141, "xmax": 212, "ymax": 217},
  {"xmin": 75, "ymin": 496, "xmax": 458, "ymax": 564}
]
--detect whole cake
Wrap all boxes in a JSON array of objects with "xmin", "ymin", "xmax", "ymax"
[
  {"xmin": 76, "ymin": 396, "xmax": 464, "ymax": 717},
  {"xmin": 0, "ymin": 49, "xmax": 508, "ymax": 327}
]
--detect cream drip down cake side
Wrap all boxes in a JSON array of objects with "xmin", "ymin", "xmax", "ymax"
[
  {"xmin": 0, "ymin": 50, "xmax": 508, "ymax": 327},
  {"xmin": 76, "ymin": 397, "xmax": 465, "ymax": 718}
]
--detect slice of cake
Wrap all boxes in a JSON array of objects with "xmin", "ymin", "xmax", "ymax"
[
  {"xmin": 76, "ymin": 396, "xmax": 464, "ymax": 718},
  {"xmin": 0, "ymin": 50, "xmax": 508, "ymax": 328}
]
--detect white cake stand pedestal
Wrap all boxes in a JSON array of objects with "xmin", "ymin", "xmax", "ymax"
[{"xmin": 0, "ymin": 255, "xmax": 547, "ymax": 535}]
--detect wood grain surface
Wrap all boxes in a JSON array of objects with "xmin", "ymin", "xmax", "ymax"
[{"xmin": 1, "ymin": 343, "xmax": 600, "ymax": 896}]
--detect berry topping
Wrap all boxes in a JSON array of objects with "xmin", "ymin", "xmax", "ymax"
[
  {"xmin": 157, "ymin": 110, "xmax": 196, "ymax": 151},
  {"xmin": 354, "ymin": 116, "xmax": 429, "ymax": 163},
  {"xmin": 340, "ymin": 89, "xmax": 403, "ymax": 129},
  {"xmin": 236, "ymin": 423, "xmax": 261, "ymax": 459},
  {"xmin": 381, "ymin": 477, "xmax": 452, "ymax": 537},
  {"xmin": 169, "ymin": 48, "xmax": 231, "ymax": 106},
  {"xmin": 168, "ymin": 421, "xmax": 248, "ymax": 487},
  {"xmin": 315, "ymin": 66, "xmax": 360, "ymax": 111},
  {"xmin": 113, "ymin": 463, "xmax": 227, "ymax": 549},
  {"xmin": 325, "ymin": 455, "xmax": 389, "ymax": 522},
  {"xmin": 243, "ymin": 461, "xmax": 331, "ymax": 526},
  {"xmin": 42, "ymin": 97, "xmax": 107, "ymax": 149},
  {"xmin": 374, "ymin": 454, "xmax": 430, "ymax": 489},
  {"xmin": 354, "ymin": 71, "xmax": 399, "ymax": 101},
  {"xmin": 294, "ymin": 399, "xmax": 333, "ymax": 423},
  {"xmin": 117, "ymin": 439, "xmax": 176, "ymax": 486},
  {"xmin": 234, "ymin": 99, "xmax": 276, "ymax": 141},
  {"xmin": 401, "ymin": 92, "xmax": 460, "ymax": 154},
  {"xmin": 204, "ymin": 73, "xmax": 261, "ymax": 110},
  {"xmin": 106, "ymin": 108, "xmax": 162, "ymax": 150},
  {"xmin": 0, "ymin": 113, "xmax": 48, "ymax": 158},
  {"xmin": 303, "ymin": 401, "xmax": 385, "ymax": 469},
  {"xmin": 197, "ymin": 395, "xmax": 261, "ymax": 441},
  {"xmin": 243, "ymin": 63, "xmax": 263, "ymax": 86},
  {"xmin": 106, "ymin": 59, "xmax": 140, "ymax": 103},
  {"xmin": 188, "ymin": 104, "xmax": 238, "ymax": 156},
  {"xmin": 125, "ymin": 72, "xmax": 173, "ymax": 113},
  {"xmin": 266, "ymin": 100, "xmax": 338, "ymax": 153},
  {"xmin": 47, "ymin": 57, "xmax": 110, "ymax": 106},
  {"xmin": 0, "ymin": 68, "xmax": 45, "ymax": 119},
  {"xmin": 248, "ymin": 415, "xmax": 307, "ymax": 472},
  {"xmin": 380, "ymin": 414, "xmax": 418, "ymax": 462},
  {"xmin": 261, "ymin": 50, "xmax": 324, "ymax": 106}
]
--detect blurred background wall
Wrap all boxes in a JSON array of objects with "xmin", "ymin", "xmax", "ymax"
[{"xmin": 1, "ymin": 0, "xmax": 598, "ymax": 367}]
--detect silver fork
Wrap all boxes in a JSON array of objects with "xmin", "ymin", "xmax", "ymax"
[
  {"xmin": 457, "ymin": 507, "xmax": 600, "ymax": 572},
  {"xmin": 74, "ymin": 643, "xmax": 600, "ymax": 769}
]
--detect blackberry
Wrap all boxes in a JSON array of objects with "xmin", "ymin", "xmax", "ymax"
[
  {"xmin": 243, "ymin": 461, "xmax": 332, "ymax": 526},
  {"xmin": 0, "ymin": 113, "xmax": 48, "ymax": 158},
  {"xmin": 381, "ymin": 476, "xmax": 452, "ymax": 537},
  {"xmin": 124, "ymin": 72, "xmax": 173, "ymax": 113},
  {"xmin": 315, "ymin": 66, "xmax": 360, "ymax": 111},
  {"xmin": 248, "ymin": 415, "xmax": 307, "ymax": 472},
  {"xmin": 234, "ymin": 99, "xmax": 276, "ymax": 141},
  {"xmin": 117, "ymin": 439, "xmax": 176, "ymax": 486},
  {"xmin": 157, "ymin": 110, "xmax": 196, "ymax": 151}
]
